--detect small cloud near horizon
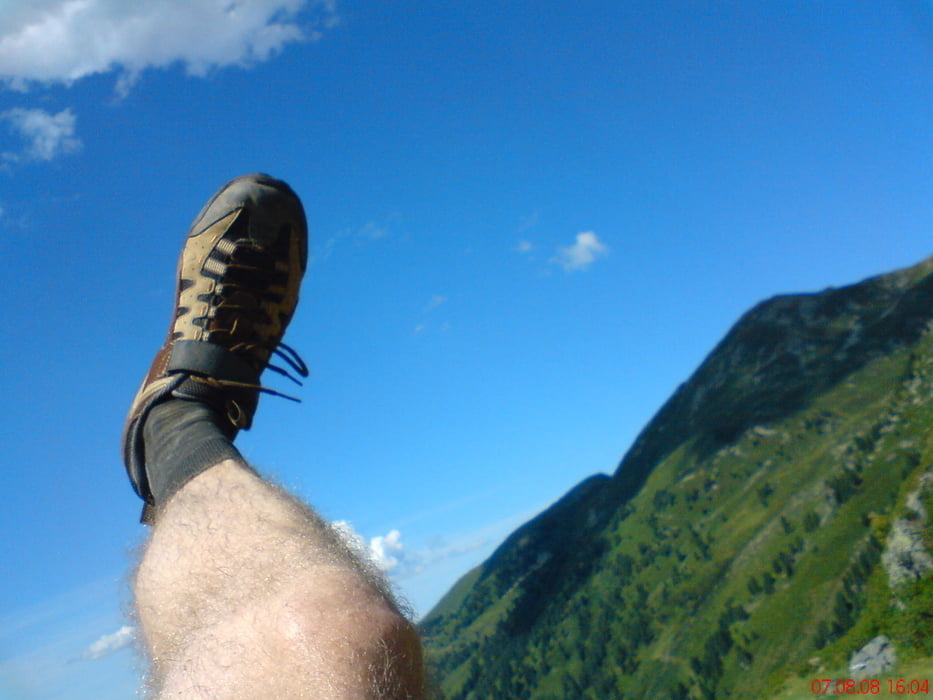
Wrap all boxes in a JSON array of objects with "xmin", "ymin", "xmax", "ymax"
[
  {"xmin": 331, "ymin": 520, "xmax": 489, "ymax": 580},
  {"xmin": 332, "ymin": 521, "xmax": 406, "ymax": 574},
  {"xmin": 551, "ymin": 231, "xmax": 609, "ymax": 271}
]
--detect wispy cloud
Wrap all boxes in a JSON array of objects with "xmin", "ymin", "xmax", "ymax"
[
  {"xmin": 314, "ymin": 218, "xmax": 395, "ymax": 264},
  {"xmin": 517, "ymin": 210, "xmax": 539, "ymax": 234},
  {"xmin": 551, "ymin": 231, "xmax": 609, "ymax": 271},
  {"xmin": 425, "ymin": 295, "xmax": 447, "ymax": 312},
  {"xmin": 0, "ymin": 0, "xmax": 337, "ymax": 92},
  {"xmin": 0, "ymin": 576, "xmax": 142, "ymax": 698},
  {"xmin": 358, "ymin": 220, "xmax": 388, "ymax": 240},
  {"xmin": 394, "ymin": 536, "xmax": 489, "ymax": 580},
  {"xmin": 513, "ymin": 239, "xmax": 534, "ymax": 254},
  {"xmin": 83, "ymin": 625, "xmax": 135, "ymax": 660},
  {"xmin": 2, "ymin": 107, "xmax": 81, "ymax": 162},
  {"xmin": 414, "ymin": 294, "xmax": 450, "ymax": 335}
]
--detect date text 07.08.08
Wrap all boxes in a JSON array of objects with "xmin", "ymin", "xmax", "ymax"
[{"xmin": 810, "ymin": 678, "xmax": 931, "ymax": 695}]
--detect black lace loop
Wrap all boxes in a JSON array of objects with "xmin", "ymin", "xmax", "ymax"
[
  {"xmin": 269, "ymin": 342, "xmax": 309, "ymax": 385},
  {"xmin": 208, "ymin": 342, "xmax": 309, "ymax": 402},
  {"xmin": 210, "ymin": 377, "xmax": 304, "ymax": 404}
]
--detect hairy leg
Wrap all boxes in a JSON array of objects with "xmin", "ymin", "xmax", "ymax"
[{"xmin": 134, "ymin": 460, "xmax": 424, "ymax": 699}]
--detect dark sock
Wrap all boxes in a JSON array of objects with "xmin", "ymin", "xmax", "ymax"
[{"xmin": 142, "ymin": 398, "xmax": 244, "ymax": 509}]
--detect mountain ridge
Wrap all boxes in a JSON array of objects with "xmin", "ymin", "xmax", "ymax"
[
  {"xmin": 421, "ymin": 255, "xmax": 933, "ymax": 699},
  {"xmin": 610, "ymin": 255, "xmax": 933, "ymax": 501}
]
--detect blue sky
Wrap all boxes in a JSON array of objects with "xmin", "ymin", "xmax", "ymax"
[{"xmin": 1, "ymin": 1, "xmax": 932, "ymax": 697}]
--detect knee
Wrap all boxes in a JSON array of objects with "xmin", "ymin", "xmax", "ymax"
[
  {"xmin": 351, "ymin": 604, "xmax": 425, "ymax": 697},
  {"xmin": 280, "ymin": 572, "xmax": 425, "ymax": 697}
]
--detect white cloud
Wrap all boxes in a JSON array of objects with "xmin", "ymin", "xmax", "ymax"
[
  {"xmin": 369, "ymin": 530, "xmax": 404, "ymax": 572},
  {"xmin": 2, "ymin": 107, "xmax": 82, "ymax": 161},
  {"xmin": 513, "ymin": 239, "xmax": 534, "ymax": 253},
  {"xmin": 83, "ymin": 625, "xmax": 135, "ymax": 660},
  {"xmin": 332, "ymin": 521, "xmax": 407, "ymax": 574},
  {"xmin": 551, "ymin": 231, "xmax": 609, "ymax": 271},
  {"xmin": 332, "ymin": 517, "xmax": 507, "ymax": 583},
  {"xmin": 0, "ymin": 0, "xmax": 336, "ymax": 90}
]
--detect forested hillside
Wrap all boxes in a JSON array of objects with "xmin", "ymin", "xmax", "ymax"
[{"xmin": 421, "ymin": 256, "xmax": 933, "ymax": 699}]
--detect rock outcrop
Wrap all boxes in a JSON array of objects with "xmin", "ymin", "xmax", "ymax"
[
  {"xmin": 883, "ymin": 470, "xmax": 933, "ymax": 588},
  {"xmin": 849, "ymin": 635, "xmax": 897, "ymax": 679}
]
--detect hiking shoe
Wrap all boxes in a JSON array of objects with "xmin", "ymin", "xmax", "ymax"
[{"xmin": 123, "ymin": 173, "xmax": 308, "ymax": 512}]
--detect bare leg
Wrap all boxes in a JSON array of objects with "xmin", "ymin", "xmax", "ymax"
[
  {"xmin": 135, "ymin": 460, "xmax": 424, "ymax": 698},
  {"xmin": 120, "ymin": 175, "xmax": 422, "ymax": 696}
]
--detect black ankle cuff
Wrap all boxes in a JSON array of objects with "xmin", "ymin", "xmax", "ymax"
[{"xmin": 142, "ymin": 399, "xmax": 243, "ymax": 520}]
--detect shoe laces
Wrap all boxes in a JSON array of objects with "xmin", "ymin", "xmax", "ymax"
[{"xmin": 200, "ymin": 231, "xmax": 310, "ymax": 402}]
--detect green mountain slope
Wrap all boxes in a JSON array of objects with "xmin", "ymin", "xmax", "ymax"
[{"xmin": 420, "ymin": 256, "xmax": 933, "ymax": 699}]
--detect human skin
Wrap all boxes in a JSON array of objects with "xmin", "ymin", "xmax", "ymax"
[{"xmin": 134, "ymin": 459, "xmax": 425, "ymax": 699}]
